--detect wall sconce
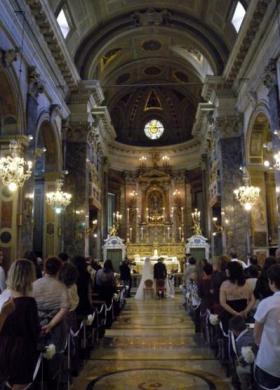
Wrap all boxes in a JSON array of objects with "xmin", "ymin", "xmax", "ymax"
[
  {"xmin": 139, "ymin": 156, "xmax": 147, "ymax": 168},
  {"xmin": 161, "ymin": 155, "xmax": 170, "ymax": 167},
  {"xmin": 129, "ymin": 190, "xmax": 138, "ymax": 198}
]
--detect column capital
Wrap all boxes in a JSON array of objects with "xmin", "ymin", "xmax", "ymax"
[
  {"xmin": 0, "ymin": 47, "xmax": 18, "ymax": 68},
  {"xmin": 28, "ymin": 65, "xmax": 44, "ymax": 98},
  {"xmin": 262, "ymin": 58, "xmax": 277, "ymax": 90},
  {"xmin": 214, "ymin": 113, "xmax": 243, "ymax": 140}
]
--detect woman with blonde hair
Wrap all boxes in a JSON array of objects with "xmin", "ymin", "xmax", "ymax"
[{"xmin": 0, "ymin": 259, "xmax": 39, "ymax": 389}]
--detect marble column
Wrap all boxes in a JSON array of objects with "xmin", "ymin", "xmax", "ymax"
[
  {"xmin": 216, "ymin": 117, "xmax": 248, "ymax": 258},
  {"xmin": 63, "ymin": 127, "xmax": 89, "ymax": 256}
]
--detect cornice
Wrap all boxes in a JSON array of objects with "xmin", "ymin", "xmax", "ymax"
[
  {"xmin": 26, "ymin": 0, "xmax": 80, "ymax": 91},
  {"xmin": 192, "ymin": 103, "xmax": 214, "ymax": 138},
  {"xmin": 224, "ymin": 0, "xmax": 270, "ymax": 87},
  {"xmin": 108, "ymin": 138, "xmax": 200, "ymax": 156}
]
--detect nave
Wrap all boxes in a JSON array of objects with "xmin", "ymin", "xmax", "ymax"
[{"xmin": 74, "ymin": 296, "xmax": 232, "ymax": 389}]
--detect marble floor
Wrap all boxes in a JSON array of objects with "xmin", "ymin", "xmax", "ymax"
[{"xmin": 72, "ymin": 296, "xmax": 233, "ymax": 389}]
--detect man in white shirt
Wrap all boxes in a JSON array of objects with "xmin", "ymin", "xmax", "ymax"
[
  {"xmin": 230, "ymin": 252, "xmax": 247, "ymax": 270},
  {"xmin": 254, "ymin": 264, "xmax": 280, "ymax": 389}
]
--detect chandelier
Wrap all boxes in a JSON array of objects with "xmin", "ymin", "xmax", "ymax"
[
  {"xmin": 0, "ymin": 140, "xmax": 32, "ymax": 191},
  {"xmin": 233, "ymin": 169, "xmax": 260, "ymax": 211},
  {"xmin": 46, "ymin": 180, "xmax": 72, "ymax": 214}
]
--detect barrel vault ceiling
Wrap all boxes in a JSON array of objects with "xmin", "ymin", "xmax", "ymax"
[{"xmin": 49, "ymin": 0, "xmax": 250, "ymax": 147}]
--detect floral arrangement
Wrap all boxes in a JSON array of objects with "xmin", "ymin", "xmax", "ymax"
[
  {"xmin": 43, "ymin": 344, "xmax": 56, "ymax": 360},
  {"xmin": 113, "ymin": 293, "xmax": 119, "ymax": 301},
  {"xmin": 86, "ymin": 314, "xmax": 94, "ymax": 326},
  {"xmin": 209, "ymin": 314, "xmax": 219, "ymax": 326},
  {"xmin": 241, "ymin": 346, "xmax": 255, "ymax": 364}
]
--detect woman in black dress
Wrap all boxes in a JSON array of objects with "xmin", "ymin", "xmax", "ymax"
[
  {"xmin": 71, "ymin": 255, "xmax": 92, "ymax": 316},
  {"xmin": 0, "ymin": 259, "xmax": 39, "ymax": 389},
  {"xmin": 219, "ymin": 261, "xmax": 255, "ymax": 332}
]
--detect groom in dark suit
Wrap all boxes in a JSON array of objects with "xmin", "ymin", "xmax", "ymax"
[{"xmin": 154, "ymin": 257, "xmax": 167, "ymax": 298}]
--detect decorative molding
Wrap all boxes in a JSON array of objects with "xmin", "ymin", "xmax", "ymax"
[
  {"xmin": 225, "ymin": 0, "xmax": 270, "ymax": 87},
  {"xmin": 49, "ymin": 104, "xmax": 62, "ymax": 118},
  {"xmin": 92, "ymin": 106, "xmax": 116, "ymax": 140},
  {"xmin": 132, "ymin": 8, "xmax": 171, "ymax": 27},
  {"xmin": 262, "ymin": 58, "xmax": 277, "ymax": 90},
  {"xmin": 0, "ymin": 47, "xmax": 18, "ymax": 68},
  {"xmin": 26, "ymin": 0, "xmax": 79, "ymax": 91},
  {"xmin": 65, "ymin": 125, "xmax": 89, "ymax": 143},
  {"xmin": 28, "ymin": 65, "xmax": 44, "ymax": 97},
  {"xmin": 215, "ymin": 114, "xmax": 243, "ymax": 139}
]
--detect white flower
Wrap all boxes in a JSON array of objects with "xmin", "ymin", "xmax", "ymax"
[
  {"xmin": 113, "ymin": 293, "xmax": 119, "ymax": 301},
  {"xmin": 209, "ymin": 314, "xmax": 219, "ymax": 326},
  {"xmin": 241, "ymin": 346, "xmax": 255, "ymax": 364},
  {"xmin": 86, "ymin": 314, "xmax": 94, "ymax": 326},
  {"xmin": 43, "ymin": 344, "xmax": 56, "ymax": 360}
]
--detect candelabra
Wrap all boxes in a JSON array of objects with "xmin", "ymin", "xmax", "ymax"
[{"xmin": 191, "ymin": 208, "xmax": 202, "ymax": 235}]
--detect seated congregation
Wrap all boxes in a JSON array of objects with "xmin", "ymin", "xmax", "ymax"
[
  {"xmin": 0, "ymin": 255, "xmax": 126, "ymax": 390},
  {"xmin": 184, "ymin": 253, "xmax": 280, "ymax": 390}
]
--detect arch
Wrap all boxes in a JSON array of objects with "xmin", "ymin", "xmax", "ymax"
[
  {"xmin": 246, "ymin": 107, "xmax": 273, "ymax": 166},
  {"xmin": 0, "ymin": 67, "xmax": 25, "ymax": 136},
  {"xmin": 245, "ymin": 108, "xmax": 278, "ymax": 251},
  {"xmin": 35, "ymin": 112, "xmax": 62, "ymax": 173}
]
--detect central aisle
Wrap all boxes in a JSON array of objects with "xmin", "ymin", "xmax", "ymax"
[{"xmin": 74, "ymin": 297, "xmax": 232, "ymax": 389}]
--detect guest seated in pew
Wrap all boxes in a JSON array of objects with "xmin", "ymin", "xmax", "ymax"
[
  {"xmin": 95, "ymin": 259, "xmax": 116, "ymax": 305},
  {"xmin": 59, "ymin": 262, "xmax": 79, "ymax": 313},
  {"xmin": 198, "ymin": 263, "xmax": 214, "ymax": 314},
  {"xmin": 33, "ymin": 257, "xmax": 69, "ymax": 338},
  {"xmin": 198, "ymin": 263, "xmax": 214, "ymax": 338},
  {"xmin": 71, "ymin": 256, "xmax": 92, "ymax": 316},
  {"xmin": 210, "ymin": 255, "xmax": 229, "ymax": 315},
  {"xmin": 229, "ymin": 315, "xmax": 257, "ymax": 390},
  {"xmin": 0, "ymin": 259, "xmax": 40, "ymax": 390},
  {"xmin": 254, "ymin": 256, "xmax": 276, "ymax": 301},
  {"xmin": 220, "ymin": 262, "xmax": 255, "ymax": 332},
  {"xmin": 254, "ymin": 264, "xmax": 280, "ymax": 389}
]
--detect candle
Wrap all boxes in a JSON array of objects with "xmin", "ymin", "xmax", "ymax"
[{"xmin": 179, "ymin": 226, "xmax": 182, "ymax": 239}]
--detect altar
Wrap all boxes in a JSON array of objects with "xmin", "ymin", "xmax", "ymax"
[
  {"xmin": 133, "ymin": 254, "xmax": 180, "ymax": 273},
  {"xmin": 127, "ymin": 245, "xmax": 182, "ymax": 273}
]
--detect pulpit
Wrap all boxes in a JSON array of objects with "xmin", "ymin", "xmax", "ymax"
[
  {"xmin": 186, "ymin": 234, "xmax": 210, "ymax": 261},
  {"xmin": 103, "ymin": 235, "xmax": 126, "ymax": 271}
]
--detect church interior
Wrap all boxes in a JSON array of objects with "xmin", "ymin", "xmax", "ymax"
[{"xmin": 0, "ymin": 0, "xmax": 280, "ymax": 389}]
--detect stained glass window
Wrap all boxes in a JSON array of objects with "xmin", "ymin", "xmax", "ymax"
[{"xmin": 144, "ymin": 120, "xmax": 164, "ymax": 140}]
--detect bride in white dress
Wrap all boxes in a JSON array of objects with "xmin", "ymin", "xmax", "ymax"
[{"xmin": 135, "ymin": 257, "xmax": 154, "ymax": 300}]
